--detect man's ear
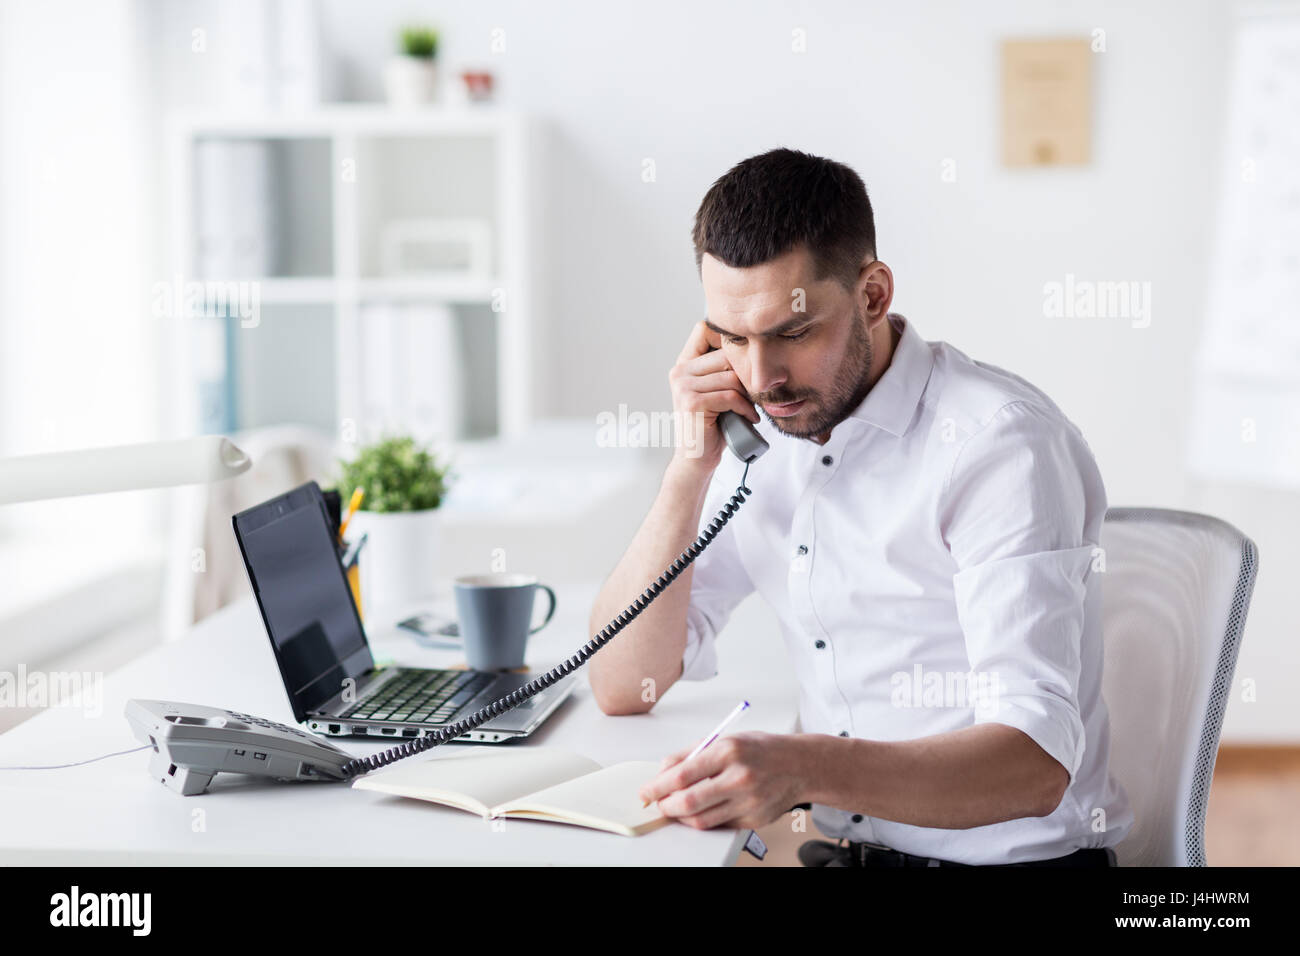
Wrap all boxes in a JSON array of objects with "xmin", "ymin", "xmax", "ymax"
[{"xmin": 857, "ymin": 259, "xmax": 894, "ymax": 324}]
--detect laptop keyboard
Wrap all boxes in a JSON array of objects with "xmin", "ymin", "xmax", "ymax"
[{"xmin": 339, "ymin": 669, "xmax": 497, "ymax": 725}]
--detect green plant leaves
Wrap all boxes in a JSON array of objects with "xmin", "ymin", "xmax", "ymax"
[
  {"xmin": 400, "ymin": 27, "xmax": 438, "ymax": 59},
  {"xmin": 338, "ymin": 436, "xmax": 451, "ymax": 513}
]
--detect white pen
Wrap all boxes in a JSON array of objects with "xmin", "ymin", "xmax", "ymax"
[
  {"xmin": 643, "ymin": 700, "xmax": 751, "ymax": 808},
  {"xmin": 686, "ymin": 699, "xmax": 751, "ymax": 761}
]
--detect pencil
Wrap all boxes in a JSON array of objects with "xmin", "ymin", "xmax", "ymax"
[{"xmin": 338, "ymin": 487, "xmax": 364, "ymax": 542}]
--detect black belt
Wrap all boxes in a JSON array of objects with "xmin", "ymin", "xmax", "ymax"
[{"xmin": 849, "ymin": 842, "xmax": 1114, "ymax": 868}]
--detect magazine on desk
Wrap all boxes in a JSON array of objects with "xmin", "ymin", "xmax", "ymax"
[{"xmin": 352, "ymin": 746, "xmax": 670, "ymax": 836}]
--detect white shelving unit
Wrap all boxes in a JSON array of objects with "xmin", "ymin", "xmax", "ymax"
[
  {"xmin": 164, "ymin": 105, "xmax": 535, "ymax": 446},
  {"xmin": 156, "ymin": 106, "xmax": 660, "ymax": 641}
]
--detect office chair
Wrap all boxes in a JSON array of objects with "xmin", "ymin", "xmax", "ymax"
[{"xmin": 1099, "ymin": 508, "xmax": 1259, "ymax": 866}]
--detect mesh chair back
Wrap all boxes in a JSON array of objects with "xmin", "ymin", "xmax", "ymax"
[{"xmin": 1100, "ymin": 508, "xmax": 1258, "ymax": 866}]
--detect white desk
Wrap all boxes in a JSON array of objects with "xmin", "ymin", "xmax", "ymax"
[{"xmin": 0, "ymin": 583, "xmax": 797, "ymax": 865}]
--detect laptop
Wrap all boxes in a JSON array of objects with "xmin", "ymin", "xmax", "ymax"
[{"xmin": 232, "ymin": 481, "xmax": 575, "ymax": 744}]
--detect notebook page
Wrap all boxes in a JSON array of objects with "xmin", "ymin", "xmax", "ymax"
[
  {"xmin": 498, "ymin": 761, "xmax": 668, "ymax": 836},
  {"xmin": 352, "ymin": 747, "xmax": 601, "ymax": 814}
]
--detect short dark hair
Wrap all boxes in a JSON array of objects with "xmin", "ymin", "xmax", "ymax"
[{"xmin": 691, "ymin": 148, "xmax": 876, "ymax": 290}]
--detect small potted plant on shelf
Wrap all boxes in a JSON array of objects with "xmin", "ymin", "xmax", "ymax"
[
  {"xmin": 338, "ymin": 435, "xmax": 453, "ymax": 611},
  {"xmin": 385, "ymin": 26, "xmax": 440, "ymax": 106}
]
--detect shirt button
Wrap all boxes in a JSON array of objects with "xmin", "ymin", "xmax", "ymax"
[
  {"xmin": 822, "ymin": 455, "xmax": 833, "ymax": 466},
  {"xmin": 814, "ymin": 640, "xmax": 826, "ymax": 649},
  {"xmin": 851, "ymin": 814, "xmax": 864, "ymax": 824},
  {"xmin": 795, "ymin": 545, "xmax": 808, "ymax": 556},
  {"xmin": 839, "ymin": 731, "xmax": 850, "ymax": 737}
]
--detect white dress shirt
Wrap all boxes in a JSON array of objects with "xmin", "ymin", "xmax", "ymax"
[{"xmin": 681, "ymin": 312, "xmax": 1133, "ymax": 865}]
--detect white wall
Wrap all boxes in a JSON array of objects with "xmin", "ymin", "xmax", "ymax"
[
  {"xmin": 0, "ymin": 0, "xmax": 162, "ymax": 537},
  {"xmin": 153, "ymin": 0, "xmax": 1296, "ymax": 741}
]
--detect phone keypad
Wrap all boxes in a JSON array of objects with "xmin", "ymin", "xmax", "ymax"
[{"xmin": 224, "ymin": 710, "xmax": 311, "ymax": 738}]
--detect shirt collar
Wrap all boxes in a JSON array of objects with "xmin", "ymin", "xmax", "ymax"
[{"xmin": 843, "ymin": 313, "xmax": 934, "ymax": 437}]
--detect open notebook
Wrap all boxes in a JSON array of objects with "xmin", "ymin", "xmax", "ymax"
[{"xmin": 352, "ymin": 747, "xmax": 669, "ymax": 836}]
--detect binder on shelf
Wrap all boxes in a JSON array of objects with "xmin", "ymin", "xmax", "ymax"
[{"xmin": 358, "ymin": 302, "xmax": 463, "ymax": 447}]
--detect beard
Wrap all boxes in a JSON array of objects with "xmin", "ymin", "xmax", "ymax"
[{"xmin": 756, "ymin": 304, "xmax": 875, "ymax": 440}]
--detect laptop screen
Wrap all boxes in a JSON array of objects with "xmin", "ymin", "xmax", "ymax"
[{"xmin": 233, "ymin": 482, "xmax": 374, "ymax": 721}]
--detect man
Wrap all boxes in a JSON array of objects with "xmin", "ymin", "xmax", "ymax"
[{"xmin": 587, "ymin": 148, "xmax": 1132, "ymax": 867}]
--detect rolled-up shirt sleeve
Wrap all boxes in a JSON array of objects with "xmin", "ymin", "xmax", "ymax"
[
  {"xmin": 680, "ymin": 470, "xmax": 756, "ymax": 681},
  {"xmin": 940, "ymin": 400, "xmax": 1102, "ymax": 785}
]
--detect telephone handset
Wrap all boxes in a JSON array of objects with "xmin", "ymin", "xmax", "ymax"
[
  {"xmin": 717, "ymin": 410, "xmax": 769, "ymax": 463},
  {"xmin": 706, "ymin": 335, "xmax": 770, "ymax": 464},
  {"xmin": 126, "ymin": 406, "xmax": 767, "ymax": 793}
]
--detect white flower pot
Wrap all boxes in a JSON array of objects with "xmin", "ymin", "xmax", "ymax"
[
  {"xmin": 384, "ymin": 55, "xmax": 438, "ymax": 106},
  {"xmin": 347, "ymin": 508, "xmax": 440, "ymax": 612}
]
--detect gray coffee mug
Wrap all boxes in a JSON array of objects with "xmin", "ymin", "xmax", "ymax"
[{"xmin": 453, "ymin": 573, "xmax": 557, "ymax": 671}]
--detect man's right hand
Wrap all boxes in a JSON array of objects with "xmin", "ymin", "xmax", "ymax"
[{"xmin": 668, "ymin": 319, "xmax": 761, "ymax": 474}]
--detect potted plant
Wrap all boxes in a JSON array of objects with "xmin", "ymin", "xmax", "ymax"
[
  {"xmin": 338, "ymin": 436, "xmax": 453, "ymax": 610},
  {"xmin": 384, "ymin": 26, "xmax": 440, "ymax": 106}
]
